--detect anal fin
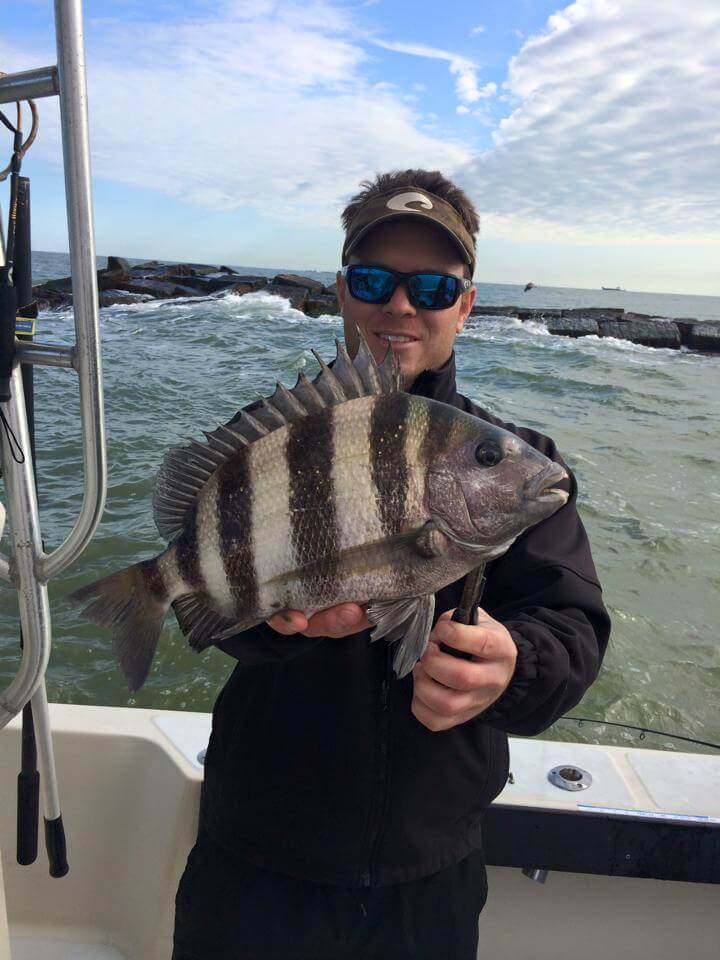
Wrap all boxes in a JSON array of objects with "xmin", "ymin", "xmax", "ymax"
[
  {"xmin": 366, "ymin": 594, "xmax": 435, "ymax": 679},
  {"xmin": 173, "ymin": 594, "xmax": 251, "ymax": 652}
]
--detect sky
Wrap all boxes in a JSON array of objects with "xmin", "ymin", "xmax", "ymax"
[{"xmin": 2, "ymin": 0, "xmax": 719, "ymax": 294}]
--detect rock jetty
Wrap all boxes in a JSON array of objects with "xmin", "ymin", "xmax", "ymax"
[
  {"xmin": 32, "ymin": 258, "xmax": 719, "ymax": 355},
  {"xmin": 469, "ymin": 305, "xmax": 719, "ymax": 354}
]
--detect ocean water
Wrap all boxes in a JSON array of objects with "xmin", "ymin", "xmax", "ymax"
[{"xmin": 1, "ymin": 251, "xmax": 719, "ymax": 753}]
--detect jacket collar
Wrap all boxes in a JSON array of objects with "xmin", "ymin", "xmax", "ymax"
[{"xmin": 408, "ymin": 352, "xmax": 458, "ymax": 404}]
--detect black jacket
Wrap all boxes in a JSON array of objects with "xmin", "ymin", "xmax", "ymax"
[{"xmin": 199, "ymin": 353, "xmax": 610, "ymax": 887}]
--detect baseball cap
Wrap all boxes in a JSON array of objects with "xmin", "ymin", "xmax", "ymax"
[{"xmin": 342, "ymin": 186, "xmax": 476, "ymax": 276}]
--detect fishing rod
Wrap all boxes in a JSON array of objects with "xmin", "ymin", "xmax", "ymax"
[
  {"xmin": 1, "ymin": 96, "xmax": 68, "ymax": 874},
  {"xmin": 442, "ymin": 568, "xmax": 719, "ymax": 754},
  {"xmin": 558, "ymin": 715, "xmax": 720, "ymax": 752}
]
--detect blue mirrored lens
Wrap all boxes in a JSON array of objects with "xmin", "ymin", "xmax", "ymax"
[
  {"xmin": 348, "ymin": 267, "xmax": 395, "ymax": 303},
  {"xmin": 408, "ymin": 273, "xmax": 460, "ymax": 309},
  {"xmin": 347, "ymin": 267, "xmax": 461, "ymax": 309}
]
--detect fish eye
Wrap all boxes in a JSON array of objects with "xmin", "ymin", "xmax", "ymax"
[{"xmin": 475, "ymin": 441, "xmax": 503, "ymax": 467}]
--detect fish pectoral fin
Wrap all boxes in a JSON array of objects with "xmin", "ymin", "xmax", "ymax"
[
  {"xmin": 413, "ymin": 520, "xmax": 450, "ymax": 558},
  {"xmin": 172, "ymin": 594, "xmax": 252, "ymax": 652},
  {"xmin": 366, "ymin": 594, "xmax": 435, "ymax": 679}
]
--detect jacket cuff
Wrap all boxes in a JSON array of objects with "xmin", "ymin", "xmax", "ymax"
[{"xmin": 480, "ymin": 629, "xmax": 538, "ymax": 722}]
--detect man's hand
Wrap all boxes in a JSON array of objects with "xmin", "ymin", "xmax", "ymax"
[
  {"xmin": 412, "ymin": 608, "xmax": 517, "ymax": 732},
  {"xmin": 267, "ymin": 603, "xmax": 371, "ymax": 638}
]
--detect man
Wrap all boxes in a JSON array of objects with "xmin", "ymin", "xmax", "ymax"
[{"xmin": 172, "ymin": 169, "xmax": 610, "ymax": 959}]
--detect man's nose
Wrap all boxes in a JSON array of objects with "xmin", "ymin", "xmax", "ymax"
[{"xmin": 383, "ymin": 281, "xmax": 416, "ymax": 315}]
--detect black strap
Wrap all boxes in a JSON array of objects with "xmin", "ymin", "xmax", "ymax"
[
  {"xmin": 0, "ymin": 282, "xmax": 17, "ymax": 406},
  {"xmin": 0, "ymin": 106, "xmax": 24, "ymax": 414}
]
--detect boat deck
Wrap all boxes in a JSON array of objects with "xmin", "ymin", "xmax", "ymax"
[{"xmin": 2, "ymin": 704, "xmax": 718, "ymax": 960}]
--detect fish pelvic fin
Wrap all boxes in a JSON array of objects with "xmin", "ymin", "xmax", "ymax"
[
  {"xmin": 152, "ymin": 329, "xmax": 401, "ymax": 541},
  {"xmin": 366, "ymin": 594, "xmax": 436, "ymax": 679},
  {"xmin": 68, "ymin": 558, "xmax": 170, "ymax": 692}
]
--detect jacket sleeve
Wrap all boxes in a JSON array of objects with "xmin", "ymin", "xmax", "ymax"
[
  {"xmin": 214, "ymin": 623, "xmax": 326, "ymax": 666},
  {"xmin": 478, "ymin": 459, "xmax": 610, "ymax": 736},
  {"xmin": 457, "ymin": 400, "xmax": 610, "ymax": 736}
]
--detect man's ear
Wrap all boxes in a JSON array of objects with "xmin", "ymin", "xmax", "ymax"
[{"xmin": 455, "ymin": 283, "xmax": 476, "ymax": 334}]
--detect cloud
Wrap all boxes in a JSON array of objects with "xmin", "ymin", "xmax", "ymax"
[
  {"xmin": 3, "ymin": 1, "xmax": 470, "ymax": 226},
  {"xmin": 372, "ymin": 38, "xmax": 494, "ymax": 106},
  {"xmin": 460, "ymin": 0, "xmax": 720, "ymax": 242},
  {"xmin": 470, "ymin": 25, "xmax": 485, "ymax": 35}
]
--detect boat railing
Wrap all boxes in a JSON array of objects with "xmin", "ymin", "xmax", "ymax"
[{"xmin": 0, "ymin": 0, "xmax": 106, "ymax": 874}]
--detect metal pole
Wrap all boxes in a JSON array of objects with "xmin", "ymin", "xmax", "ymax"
[
  {"xmin": 0, "ymin": 67, "xmax": 59, "ymax": 106},
  {"xmin": 40, "ymin": 0, "xmax": 106, "ymax": 581},
  {"xmin": 0, "ymin": 364, "xmax": 52, "ymax": 726}
]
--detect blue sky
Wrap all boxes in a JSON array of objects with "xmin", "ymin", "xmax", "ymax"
[{"xmin": 3, "ymin": 0, "xmax": 719, "ymax": 294}]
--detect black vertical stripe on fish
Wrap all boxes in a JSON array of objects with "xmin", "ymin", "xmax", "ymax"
[
  {"xmin": 140, "ymin": 556, "xmax": 169, "ymax": 601},
  {"xmin": 174, "ymin": 502, "xmax": 204, "ymax": 590},
  {"xmin": 371, "ymin": 392, "xmax": 411, "ymax": 537},
  {"xmin": 287, "ymin": 408, "xmax": 338, "ymax": 585},
  {"xmin": 217, "ymin": 452, "xmax": 259, "ymax": 617},
  {"xmin": 420, "ymin": 400, "xmax": 455, "ymax": 468}
]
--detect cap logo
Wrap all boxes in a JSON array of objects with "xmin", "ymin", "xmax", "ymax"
[{"xmin": 386, "ymin": 191, "xmax": 433, "ymax": 213}]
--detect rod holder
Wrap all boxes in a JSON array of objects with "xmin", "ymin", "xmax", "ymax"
[{"xmin": 0, "ymin": 66, "xmax": 59, "ymax": 105}]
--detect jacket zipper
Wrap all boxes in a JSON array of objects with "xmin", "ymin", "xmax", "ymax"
[{"xmin": 361, "ymin": 646, "xmax": 393, "ymax": 887}]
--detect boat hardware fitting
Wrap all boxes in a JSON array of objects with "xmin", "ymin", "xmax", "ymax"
[{"xmin": 548, "ymin": 764, "xmax": 593, "ymax": 791}]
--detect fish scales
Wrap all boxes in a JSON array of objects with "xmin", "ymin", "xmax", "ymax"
[
  {"xmin": 331, "ymin": 396, "xmax": 385, "ymax": 553},
  {"xmin": 196, "ymin": 470, "xmax": 235, "ymax": 616},
  {"xmin": 70, "ymin": 334, "xmax": 570, "ymax": 690},
  {"xmin": 246, "ymin": 427, "xmax": 291, "ymax": 616},
  {"xmin": 370, "ymin": 393, "xmax": 411, "ymax": 539},
  {"xmin": 174, "ymin": 502, "xmax": 204, "ymax": 591},
  {"xmin": 287, "ymin": 406, "xmax": 339, "ymax": 609},
  {"xmin": 217, "ymin": 445, "xmax": 259, "ymax": 616}
]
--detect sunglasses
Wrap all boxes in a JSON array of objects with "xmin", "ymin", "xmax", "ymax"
[{"xmin": 342, "ymin": 265, "xmax": 473, "ymax": 311}]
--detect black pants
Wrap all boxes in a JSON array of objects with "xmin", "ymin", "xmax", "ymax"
[{"xmin": 172, "ymin": 834, "xmax": 488, "ymax": 960}]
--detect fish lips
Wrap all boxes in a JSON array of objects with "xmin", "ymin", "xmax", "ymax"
[{"xmin": 522, "ymin": 462, "xmax": 569, "ymax": 512}]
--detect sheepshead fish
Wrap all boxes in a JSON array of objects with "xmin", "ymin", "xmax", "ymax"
[{"xmin": 70, "ymin": 334, "xmax": 568, "ymax": 690}]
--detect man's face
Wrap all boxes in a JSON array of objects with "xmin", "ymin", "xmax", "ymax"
[{"xmin": 337, "ymin": 220, "xmax": 476, "ymax": 387}]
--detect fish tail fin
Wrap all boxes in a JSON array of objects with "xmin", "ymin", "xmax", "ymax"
[{"xmin": 69, "ymin": 557, "xmax": 170, "ymax": 692}]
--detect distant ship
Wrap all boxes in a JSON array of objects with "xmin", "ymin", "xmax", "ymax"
[
  {"xmin": 523, "ymin": 282, "xmax": 536, "ymax": 291},
  {"xmin": 602, "ymin": 286, "xmax": 624, "ymax": 291}
]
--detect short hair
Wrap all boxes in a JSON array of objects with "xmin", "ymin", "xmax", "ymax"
[{"xmin": 341, "ymin": 169, "xmax": 480, "ymax": 242}]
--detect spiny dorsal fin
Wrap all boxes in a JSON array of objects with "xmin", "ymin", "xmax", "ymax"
[{"xmin": 152, "ymin": 331, "xmax": 401, "ymax": 540}]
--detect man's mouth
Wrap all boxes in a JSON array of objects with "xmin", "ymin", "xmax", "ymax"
[{"xmin": 374, "ymin": 332, "xmax": 419, "ymax": 345}]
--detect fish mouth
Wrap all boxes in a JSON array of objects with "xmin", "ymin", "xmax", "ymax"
[{"xmin": 523, "ymin": 462, "xmax": 569, "ymax": 505}]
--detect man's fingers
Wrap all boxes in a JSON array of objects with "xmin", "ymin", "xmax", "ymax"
[
  {"xmin": 430, "ymin": 609, "xmax": 505, "ymax": 661},
  {"xmin": 267, "ymin": 604, "xmax": 369, "ymax": 638},
  {"xmin": 267, "ymin": 610, "xmax": 309, "ymax": 635},
  {"xmin": 418, "ymin": 643, "xmax": 484, "ymax": 693},
  {"xmin": 306, "ymin": 604, "xmax": 370, "ymax": 637}
]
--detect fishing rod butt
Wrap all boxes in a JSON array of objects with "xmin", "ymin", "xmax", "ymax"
[
  {"xmin": 44, "ymin": 814, "xmax": 69, "ymax": 877},
  {"xmin": 16, "ymin": 768, "xmax": 40, "ymax": 865}
]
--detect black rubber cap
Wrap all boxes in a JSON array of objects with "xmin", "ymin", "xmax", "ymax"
[
  {"xmin": 44, "ymin": 815, "xmax": 69, "ymax": 878},
  {"xmin": 16, "ymin": 770, "xmax": 39, "ymax": 865}
]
